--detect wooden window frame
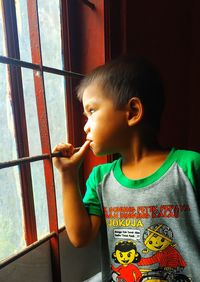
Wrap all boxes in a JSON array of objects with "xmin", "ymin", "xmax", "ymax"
[{"xmin": 0, "ymin": 0, "xmax": 82, "ymax": 281}]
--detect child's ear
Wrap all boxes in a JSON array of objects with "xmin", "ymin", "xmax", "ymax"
[{"xmin": 126, "ymin": 97, "xmax": 144, "ymax": 126}]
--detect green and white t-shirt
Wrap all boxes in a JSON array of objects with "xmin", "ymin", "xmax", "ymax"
[{"xmin": 83, "ymin": 148, "xmax": 200, "ymax": 282}]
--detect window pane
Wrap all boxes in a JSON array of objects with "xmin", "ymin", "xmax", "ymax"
[
  {"xmin": 21, "ymin": 68, "xmax": 49, "ymax": 239},
  {"xmin": 38, "ymin": 0, "xmax": 62, "ymax": 69},
  {"xmin": 53, "ymin": 168, "xmax": 64, "ymax": 227},
  {"xmin": 44, "ymin": 72, "xmax": 68, "ymax": 226},
  {"xmin": 0, "ymin": 64, "xmax": 18, "ymax": 162},
  {"xmin": 44, "ymin": 73, "xmax": 68, "ymax": 149},
  {"xmin": 0, "ymin": 3, "xmax": 6, "ymax": 55},
  {"xmin": 0, "ymin": 167, "xmax": 26, "ymax": 262},
  {"xmin": 0, "ymin": 64, "xmax": 25, "ymax": 261},
  {"xmin": 15, "ymin": 0, "xmax": 32, "ymax": 62},
  {"xmin": 30, "ymin": 161, "xmax": 49, "ymax": 239},
  {"xmin": 21, "ymin": 68, "xmax": 42, "ymax": 155}
]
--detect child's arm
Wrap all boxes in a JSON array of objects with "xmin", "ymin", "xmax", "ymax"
[{"xmin": 53, "ymin": 141, "xmax": 101, "ymax": 247}]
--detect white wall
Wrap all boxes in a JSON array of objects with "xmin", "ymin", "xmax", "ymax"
[
  {"xmin": 60, "ymin": 230, "xmax": 101, "ymax": 281},
  {"xmin": 0, "ymin": 241, "xmax": 53, "ymax": 282},
  {"xmin": 0, "ymin": 230, "xmax": 101, "ymax": 282}
]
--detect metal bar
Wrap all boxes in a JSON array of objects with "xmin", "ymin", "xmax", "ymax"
[
  {"xmin": 0, "ymin": 55, "xmax": 84, "ymax": 78},
  {"xmin": 0, "ymin": 55, "xmax": 39, "ymax": 70},
  {"xmin": 0, "ymin": 147, "xmax": 81, "ymax": 169},
  {"xmin": 0, "ymin": 154, "xmax": 52, "ymax": 169},
  {"xmin": 43, "ymin": 65, "xmax": 83, "ymax": 78},
  {"xmin": 2, "ymin": 0, "xmax": 38, "ymax": 244}
]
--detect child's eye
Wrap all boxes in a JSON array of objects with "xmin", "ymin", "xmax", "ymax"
[
  {"xmin": 83, "ymin": 107, "xmax": 95, "ymax": 118},
  {"xmin": 89, "ymin": 108, "xmax": 95, "ymax": 114}
]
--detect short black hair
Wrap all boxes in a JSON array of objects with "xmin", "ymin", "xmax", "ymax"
[{"xmin": 77, "ymin": 56, "xmax": 165, "ymax": 132}]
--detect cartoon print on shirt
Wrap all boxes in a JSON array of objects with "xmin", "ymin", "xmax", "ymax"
[
  {"xmin": 105, "ymin": 204, "xmax": 193, "ymax": 280},
  {"xmin": 111, "ymin": 240, "xmax": 142, "ymax": 282},
  {"xmin": 138, "ymin": 223, "xmax": 188, "ymax": 279}
]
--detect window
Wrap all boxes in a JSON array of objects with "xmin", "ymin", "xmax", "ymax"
[
  {"xmin": 0, "ymin": 1, "xmax": 109, "ymax": 281},
  {"xmin": 0, "ymin": 0, "xmax": 83, "ymax": 272}
]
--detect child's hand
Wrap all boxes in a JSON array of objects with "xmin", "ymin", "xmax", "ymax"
[{"xmin": 52, "ymin": 140, "xmax": 91, "ymax": 174}]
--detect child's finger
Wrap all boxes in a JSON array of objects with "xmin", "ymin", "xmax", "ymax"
[
  {"xmin": 53, "ymin": 143, "xmax": 74, "ymax": 157},
  {"xmin": 73, "ymin": 140, "xmax": 91, "ymax": 159}
]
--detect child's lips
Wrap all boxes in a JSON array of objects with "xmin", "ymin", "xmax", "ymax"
[
  {"xmin": 90, "ymin": 141, "xmax": 94, "ymax": 147},
  {"xmin": 88, "ymin": 140, "xmax": 94, "ymax": 149},
  {"xmin": 86, "ymin": 138, "xmax": 93, "ymax": 147},
  {"xmin": 86, "ymin": 138, "xmax": 93, "ymax": 143}
]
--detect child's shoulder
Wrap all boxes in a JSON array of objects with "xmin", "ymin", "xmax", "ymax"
[
  {"xmin": 174, "ymin": 148, "xmax": 200, "ymax": 162},
  {"xmin": 172, "ymin": 148, "xmax": 200, "ymax": 173},
  {"xmin": 88, "ymin": 159, "xmax": 120, "ymax": 184},
  {"xmin": 92, "ymin": 159, "xmax": 119, "ymax": 175},
  {"xmin": 172, "ymin": 148, "xmax": 200, "ymax": 188}
]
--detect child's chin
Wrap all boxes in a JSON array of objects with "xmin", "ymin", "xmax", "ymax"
[
  {"xmin": 92, "ymin": 150, "xmax": 104, "ymax": 156},
  {"xmin": 91, "ymin": 144, "xmax": 114, "ymax": 156},
  {"xmin": 95, "ymin": 149, "xmax": 114, "ymax": 157},
  {"xmin": 91, "ymin": 147, "xmax": 105, "ymax": 156}
]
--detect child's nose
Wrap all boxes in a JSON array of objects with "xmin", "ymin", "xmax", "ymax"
[{"xmin": 84, "ymin": 119, "xmax": 90, "ymax": 133}]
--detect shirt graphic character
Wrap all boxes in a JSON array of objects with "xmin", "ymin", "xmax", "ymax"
[
  {"xmin": 138, "ymin": 224, "xmax": 187, "ymax": 271},
  {"xmin": 112, "ymin": 240, "xmax": 142, "ymax": 282}
]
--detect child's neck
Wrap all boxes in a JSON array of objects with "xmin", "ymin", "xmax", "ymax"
[{"xmin": 121, "ymin": 141, "xmax": 170, "ymax": 180}]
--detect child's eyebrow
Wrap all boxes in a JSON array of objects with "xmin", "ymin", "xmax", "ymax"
[
  {"xmin": 82, "ymin": 105, "xmax": 89, "ymax": 117},
  {"xmin": 83, "ymin": 108, "xmax": 91, "ymax": 116},
  {"xmin": 82, "ymin": 103, "xmax": 94, "ymax": 116}
]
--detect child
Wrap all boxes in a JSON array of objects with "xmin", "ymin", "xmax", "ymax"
[{"xmin": 53, "ymin": 57, "xmax": 200, "ymax": 281}]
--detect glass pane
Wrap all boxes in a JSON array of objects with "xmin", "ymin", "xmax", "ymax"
[
  {"xmin": 0, "ymin": 64, "xmax": 18, "ymax": 162},
  {"xmin": 21, "ymin": 68, "xmax": 42, "ymax": 156},
  {"xmin": 0, "ymin": 65, "xmax": 25, "ymax": 261},
  {"xmin": 0, "ymin": 167, "xmax": 26, "ymax": 262},
  {"xmin": 30, "ymin": 161, "xmax": 49, "ymax": 239},
  {"xmin": 0, "ymin": 2, "xmax": 7, "ymax": 55},
  {"xmin": 44, "ymin": 72, "xmax": 68, "ymax": 226},
  {"xmin": 44, "ymin": 73, "xmax": 68, "ymax": 149},
  {"xmin": 21, "ymin": 68, "xmax": 49, "ymax": 238},
  {"xmin": 15, "ymin": 0, "xmax": 32, "ymax": 62},
  {"xmin": 38, "ymin": 0, "xmax": 62, "ymax": 69},
  {"xmin": 53, "ymin": 169, "xmax": 64, "ymax": 227}
]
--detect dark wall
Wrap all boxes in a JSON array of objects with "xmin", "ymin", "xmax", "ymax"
[
  {"xmin": 110, "ymin": 0, "xmax": 200, "ymax": 151},
  {"xmin": 68, "ymin": 0, "xmax": 200, "ymax": 153}
]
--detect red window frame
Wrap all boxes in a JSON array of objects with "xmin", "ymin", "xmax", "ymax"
[{"xmin": 0, "ymin": 0, "xmax": 82, "ymax": 280}]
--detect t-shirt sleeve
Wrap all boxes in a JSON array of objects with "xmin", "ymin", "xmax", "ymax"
[
  {"xmin": 177, "ymin": 150, "xmax": 200, "ymax": 194},
  {"xmin": 83, "ymin": 166, "xmax": 103, "ymax": 216},
  {"xmin": 189, "ymin": 152, "xmax": 200, "ymax": 191}
]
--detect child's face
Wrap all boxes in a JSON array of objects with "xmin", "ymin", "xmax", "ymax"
[{"xmin": 82, "ymin": 83, "xmax": 129, "ymax": 155}]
